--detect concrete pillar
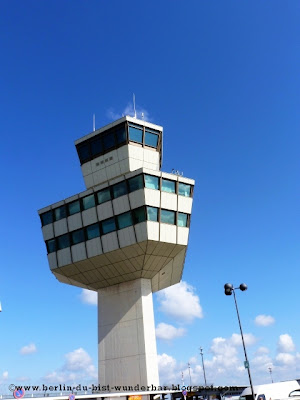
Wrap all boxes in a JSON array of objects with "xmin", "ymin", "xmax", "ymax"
[{"xmin": 98, "ymin": 278, "xmax": 159, "ymax": 388}]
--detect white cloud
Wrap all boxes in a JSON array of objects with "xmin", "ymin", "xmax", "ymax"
[
  {"xmin": 64, "ymin": 348, "xmax": 96, "ymax": 374},
  {"xmin": 1, "ymin": 371, "xmax": 8, "ymax": 380},
  {"xmin": 107, "ymin": 103, "xmax": 150, "ymax": 122},
  {"xmin": 188, "ymin": 356, "xmax": 198, "ymax": 364},
  {"xmin": 20, "ymin": 343, "xmax": 37, "ymax": 355},
  {"xmin": 157, "ymin": 332, "xmax": 300, "ymax": 387},
  {"xmin": 255, "ymin": 346, "xmax": 270, "ymax": 355},
  {"xmin": 255, "ymin": 314, "xmax": 275, "ymax": 326},
  {"xmin": 157, "ymin": 353, "xmax": 179, "ymax": 385},
  {"xmin": 44, "ymin": 348, "xmax": 97, "ymax": 384},
  {"xmin": 275, "ymin": 353, "xmax": 295, "ymax": 365},
  {"xmin": 277, "ymin": 334, "xmax": 295, "ymax": 353},
  {"xmin": 156, "ymin": 281, "xmax": 203, "ymax": 322},
  {"xmin": 156, "ymin": 323, "xmax": 186, "ymax": 341},
  {"xmin": 80, "ymin": 289, "xmax": 97, "ymax": 305},
  {"xmin": 251, "ymin": 354, "xmax": 273, "ymax": 371},
  {"xmin": 230, "ymin": 333, "xmax": 257, "ymax": 346}
]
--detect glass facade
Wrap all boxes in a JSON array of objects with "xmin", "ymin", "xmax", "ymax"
[
  {"xmin": 103, "ymin": 133, "xmax": 115, "ymax": 151},
  {"xmin": 82, "ymin": 194, "xmax": 95, "ymax": 210},
  {"xmin": 45, "ymin": 205, "xmax": 189, "ymax": 254},
  {"xmin": 147, "ymin": 206, "xmax": 158, "ymax": 222},
  {"xmin": 97, "ymin": 188, "xmax": 111, "ymax": 204},
  {"xmin": 162, "ymin": 179, "xmax": 176, "ymax": 193},
  {"xmin": 116, "ymin": 127, "xmax": 126, "ymax": 144},
  {"xmin": 133, "ymin": 207, "xmax": 146, "ymax": 223},
  {"xmin": 54, "ymin": 205, "xmax": 66, "ymax": 221},
  {"xmin": 77, "ymin": 143, "xmax": 90, "ymax": 163},
  {"xmin": 178, "ymin": 212, "xmax": 188, "ymax": 227},
  {"xmin": 90, "ymin": 138, "xmax": 103, "ymax": 156},
  {"xmin": 128, "ymin": 175, "xmax": 143, "ymax": 192},
  {"xmin": 40, "ymin": 173, "xmax": 193, "ymax": 227},
  {"xmin": 161, "ymin": 209, "xmax": 175, "ymax": 224},
  {"xmin": 68, "ymin": 200, "xmax": 80, "ymax": 215},
  {"xmin": 102, "ymin": 217, "xmax": 116, "ymax": 235},
  {"xmin": 86, "ymin": 223, "xmax": 100, "ymax": 240},
  {"xmin": 41, "ymin": 210, "xmax": 53, "ymax": 226},
  {"xmin": 57, "ymin": 234, "xmax": 70, "ymax": 250},
  {"xmin": 72, "ymin": 229, "xmax": 85, "ymax": 245},
  {"xmin": 117, "ymin": 212, "xmax": 133, "ymax": 229},
  {"xmin": 129, "ymin": 126, "xmax": 143, "ymax": 143},
  {"xmin": 112, "ymin": 181, "xmax": 127, "ymax": 198},
  {"xmin": 76, "ymin": 121, "xmax": 161, "ymax": 165},
  {"xmin": 145, "ymin": 131, "xmax": 159, "ymax": 147},
  {"xmin": 145, "ymin": 174, "xmax": 159, "ymax": 190},
  {"xmin": 178, "ymin": 182, "xmax": 191, "ymax": 197},
  {"xmin": 47, "ymin": 239, "xmax": 56, "ymax": 253}
]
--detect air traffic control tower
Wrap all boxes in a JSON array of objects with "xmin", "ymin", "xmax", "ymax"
[{"xmin": 38, "ymin": 116, "xmax": 195, "ymax": 388}]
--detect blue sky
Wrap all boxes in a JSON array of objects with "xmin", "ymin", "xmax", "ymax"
[{"xmin": 0, "ymin": 0, "xmax": 299, "ymax": 392}]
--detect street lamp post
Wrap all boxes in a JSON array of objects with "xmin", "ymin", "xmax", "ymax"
[
  {"xmin": 224, "ymin": 283, "xmax": 255, "ymax": 400},
  {"xmin": 187, "ymin": 362, "xmax": 192, "ymax": 387},
  {"xmin": 199, "ymin": 347, "xmax": 207, "ymax": 386},
  {"xmin": 268, "ymin": 366, "xmax": 273, "ymax": 383}
]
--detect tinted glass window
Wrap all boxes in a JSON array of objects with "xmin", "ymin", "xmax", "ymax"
[
  {"xmin": 72, "ymin": 229, "xmax": 85, "ymax": 245},
  {"xmin": 68, "ymin": 200, "xmax": 80, "ymax": 215},
  {"xmin": 128, "ymin": 175, "xmax": 143, "ymax": 192},
  {"xmin": 161, "ymin": 209, "xmax": 175, "ymax": 224},
  {"xmin": 97, "ymin": 188, "xmax": 111, "ymax": 204},
  {"xmin": 145, "ymin": 174, "xmax": 159, "ymax": 190},
  {"xmin": 78, "ymin": 143, "xmax": 90, "ymax": 163},
  {"xmin": 178, "ymin": 182, "xmax": 191, "ymax": 197},
  {"xmin": 145, "ymin": 131, "xmax": 159, "ymax": 148},
  {"xmin": 147, "ymin": 206, "xmax": 158, "ymax": 222},
  {"xmin": 41, "ymin": 210, "xmax": 53, "ymax": 226},
  {"xmin": 47, "ymin": 239, "xmax": 56, "ymax": 253},
  {"xmin": 116, "ymin": 127, "xmax": 126, "ymax": 144},
  {"xmin": 102, "ymin": 218, "xmax": 116, "ymax": 235},
  {"xmin": 178, "ymin": 213, "xmax": 188, "ymax": 227},
  {"xmin": 57, "ymin": 234, "xmax": 70, "ymax": 250},
  {"xmin": 129, "ymin": 126, "xmax": 143, "ymax": 143},
  {"xmin": 112, "ymin": 181, "xmax": 127, "ymax": 198},
  {"xmin": 91, "ymin": 137, "xmax": 103, "ymax": 156},
  {"xmin": 162, "ymin": 179, "xmax": 176, "ymax": 193},
  {"xmin": 103, "ymin": 133, "xmax": 115, "ymax": 151},
  {"xmin": 133, "ymin": 207, "xmax": 146, "ymax": 223},
  {"xmin": 82, "ymin": 194, "xmax": 95, "ymax": 210},
  {"xmin": 86, "ymin": 223, "xmax": 100, "ymax": 240},
  {"xmin": 54, "ymin": 205, "xmax": 66, "ymax": 221},
  {"xmin": 117, "ymin": 212, "xmax": 133, "ymax": 229}
]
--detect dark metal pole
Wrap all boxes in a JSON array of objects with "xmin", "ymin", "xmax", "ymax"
[
  {"xmin": 188, "ymin": 362, "xmax": 192, "ymax": 387},
  {"xmin": 200, "ymin": 347, "xmax": 207, "ymax": 386},
  {"xmin": 268, "ymin": 367, "xmax": 273, "ymax": 383},
  {"xmin": 232, "ymin": 289, "xmax": 255, "ymax": 400}
]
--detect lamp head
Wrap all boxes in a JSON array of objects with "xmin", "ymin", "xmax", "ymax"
[
  {"xmin": 239, "ymin": 283, "xmax": 248, "ymax": 291},
  {"xmin": 224, "ymin": 283, "xmax": 233, "ymax": 296}
]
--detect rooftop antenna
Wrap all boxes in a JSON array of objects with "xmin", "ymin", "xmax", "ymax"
[
  {"xmin": 93, "ymin": 114, "xmax": 96, "ymax": 132},
  {"xmin": 133, "ymin": 93, "xmax": 137, "ymax": 118}
]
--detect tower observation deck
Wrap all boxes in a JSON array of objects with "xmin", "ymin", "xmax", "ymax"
[{"xmin": 38, "ymin": 115, "xmax": 195, "ymax": 388}]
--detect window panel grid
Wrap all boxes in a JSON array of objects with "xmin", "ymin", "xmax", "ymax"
[
  {"xmin": 76, "ymin": 121, "xmax": 161, "ymax": 165},
  {"xmin": 41, "ymin": 174, "xmax": 193, "ymax": 226},
  {"xmin": 45, "ymin": 206, "xmax": 191, "ymax": 254}
]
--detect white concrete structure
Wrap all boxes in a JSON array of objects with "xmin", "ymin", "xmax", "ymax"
[{"xmin": 38, "ymin": 116, "xmax": 195, "ymax": 388}]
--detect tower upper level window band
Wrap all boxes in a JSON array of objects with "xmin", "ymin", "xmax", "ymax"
[
  {"xmin": 75, "ymin": 121, "xmax": 162, "ymax": 165},
  {"xmin": 40, "ymin": 173, "xmax": 193, "ymax": 226}
]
